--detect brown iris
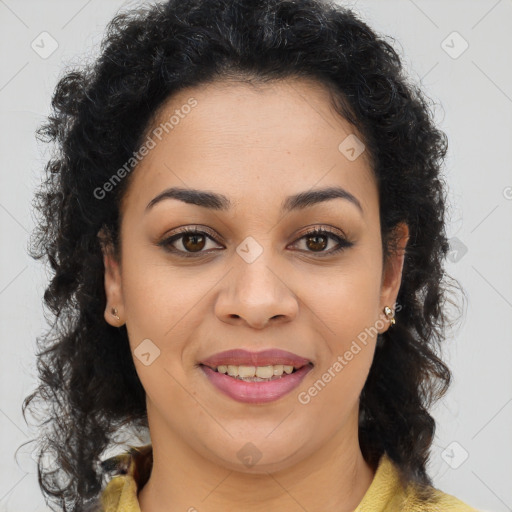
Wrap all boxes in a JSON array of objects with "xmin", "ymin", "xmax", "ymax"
[
  {"xmin": 182, "ymin": 233, "xmax": 206, "ymax": 252},
  {"xmin": 305, "ymin": 233, "xmax": 328, "ymax": 252}
]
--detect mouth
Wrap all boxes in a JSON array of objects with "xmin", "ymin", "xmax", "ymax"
[
  {"xmin": 199, "ymin": 361, "xmax": 314, "ymax": 403},
  {"xmin": 199, "ymin": 362, "xmax": 313, "ymax": 382},
  {"xmin": 198, "ymin": 349, "xmax": 314, "ymax": 401}
]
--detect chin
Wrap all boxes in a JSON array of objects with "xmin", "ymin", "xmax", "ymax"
[{"xmin": 203, "ymin": 439, "xmax": 307, "ymax": 475}]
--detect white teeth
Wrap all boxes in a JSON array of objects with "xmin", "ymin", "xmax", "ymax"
[
  {"xmin": 273, "ymin": 364, "xmax": 284, "ymax": 375},
  {"xmin": 215, "ymin": 364, "xmax": 297, "ymax": 378}
]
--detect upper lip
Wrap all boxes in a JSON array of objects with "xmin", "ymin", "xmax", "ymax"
[{"xmin": 200, "ymin": 349, "xmax": 313, "ymax": 369}]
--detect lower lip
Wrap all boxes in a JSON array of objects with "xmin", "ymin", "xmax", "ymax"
[{"xmin": 200, "ymin": 364, "xmax": 313, "ymax": 404}]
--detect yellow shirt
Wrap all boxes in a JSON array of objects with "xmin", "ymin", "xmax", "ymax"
[{"xmin": 97, "ymin": 444, "xmax": 481, "ymax": 512}]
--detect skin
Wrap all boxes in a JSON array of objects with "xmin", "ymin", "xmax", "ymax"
[{"xmin": 101, "ymin": 77, "xmax": 409, "ymax": 512}]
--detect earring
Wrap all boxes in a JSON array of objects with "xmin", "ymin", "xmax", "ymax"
[
  {"xmin": 110, "ymin": 307, "xmax": 120, "ymax": 321},
  {"xmin": 383, "ymin": 306, "xmax": 396, "ymax": 326}
]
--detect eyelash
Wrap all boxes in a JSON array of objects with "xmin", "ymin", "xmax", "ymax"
[{"xmin": 157, "ymin": 225, "xmax": 354, "ymax": 259}]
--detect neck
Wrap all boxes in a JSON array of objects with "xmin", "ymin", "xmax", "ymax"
[{"xmin": 138, "ymin": 403, "xmax": 376, "ymax": 512}]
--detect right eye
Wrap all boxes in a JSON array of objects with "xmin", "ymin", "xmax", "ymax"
[{"xmin": 157, "ymin": 226, "xmax": 224, "ymax": 257}]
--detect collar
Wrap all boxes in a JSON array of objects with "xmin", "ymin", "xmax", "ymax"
[{"xmin": 99, "ymin": 444, "xmax": 152, "ymax": 512}]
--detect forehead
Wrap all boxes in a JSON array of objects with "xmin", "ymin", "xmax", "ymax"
[
  {"xmin": 148, "ymin": 77, "xmax": 362, "ymax": 150},
  {"xmin": 121, "ymin": 77, "xmax": 377, "ymax": 218}
]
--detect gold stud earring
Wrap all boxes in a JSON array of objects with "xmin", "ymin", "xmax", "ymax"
[
  {"xmin": 110, "ymin": 307, "xmax": 120, "ymax": 321},
  {"xmin": 383, "ymin": 305, "xmax": 396, "ymax": 326}
]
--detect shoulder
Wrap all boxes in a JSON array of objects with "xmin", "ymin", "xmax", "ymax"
[
  {"xmin": 403, "ymin": 484, "xmax": 481, "ymax": 511},
  {"xmin": 355, "ymin": 453, "xmax": 482, "ymax": 512}
]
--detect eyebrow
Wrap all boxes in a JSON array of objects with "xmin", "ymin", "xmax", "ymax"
[{"xmin": 145, "ymin": 185, "xmax": 363, "ymax": 215}]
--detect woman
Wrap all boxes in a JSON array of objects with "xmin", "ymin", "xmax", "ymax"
[{"xmin": 22, "ymin": 0, "xmax": 480, "ymax": 510}]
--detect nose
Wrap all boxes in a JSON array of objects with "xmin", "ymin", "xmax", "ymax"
[{"xmin": 214, "ymin": 259, "xmax": 299, "ymax": 329}]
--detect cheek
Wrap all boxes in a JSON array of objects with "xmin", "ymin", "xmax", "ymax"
[
  {"xmin": 303, "ymin": 255, "xmax": 383, "ymax": 339},
  {"xmin": 119, "ymin": 265, "xmax": 180, "ymax": 379},
  {"xmin": 297, "ymin": 349, "xmax": 372, "ymax": 430},
  {"xmin": 120, "ymin": 239, "xmax": 200, "ymax": 333},
  {"xmin": 299, "ymin": 254, "xmax": 381, "ymax": 401},
  {"xmin": 298, "ymin": 273, "xmax": 380, "ymax": 417},
  {"xmin": 120, "ymin": 257, "xmax": 214, "ymax": 387}
]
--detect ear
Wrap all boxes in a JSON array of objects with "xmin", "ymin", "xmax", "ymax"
[
  {"xmin": 98, "ymin": 227, "xmax": 125, "ymax": 327},
  {"xmin": 378, "ymin": 222, "xmax": 409, "ymax": 333}
]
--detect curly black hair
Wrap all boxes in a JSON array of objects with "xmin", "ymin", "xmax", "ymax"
[{"xmin": 21, "ymin": 0, "xmax": 464, "ymax": 510}]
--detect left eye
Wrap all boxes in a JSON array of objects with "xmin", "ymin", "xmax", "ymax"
[
  {"xmin": 293, "ymin": 229, "xmax": 352, "ymax": 255},
  {"xmin": 158, "ymin": 227, "xmax": 353, "ymax": 258}
]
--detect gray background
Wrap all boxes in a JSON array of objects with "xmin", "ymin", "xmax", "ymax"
[{"xmin": 0, "ymin": 0, "xmax": 511, "ymax": 511}]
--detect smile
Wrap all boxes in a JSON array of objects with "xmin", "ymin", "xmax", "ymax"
[{"xmin": 200, "ymin": 362, "xmax": 314, "ymax": 403}]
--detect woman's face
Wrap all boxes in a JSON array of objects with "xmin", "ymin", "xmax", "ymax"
[{"xmin": 102, "ymin": 78, "xmax": 408, "ymax": 473}]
